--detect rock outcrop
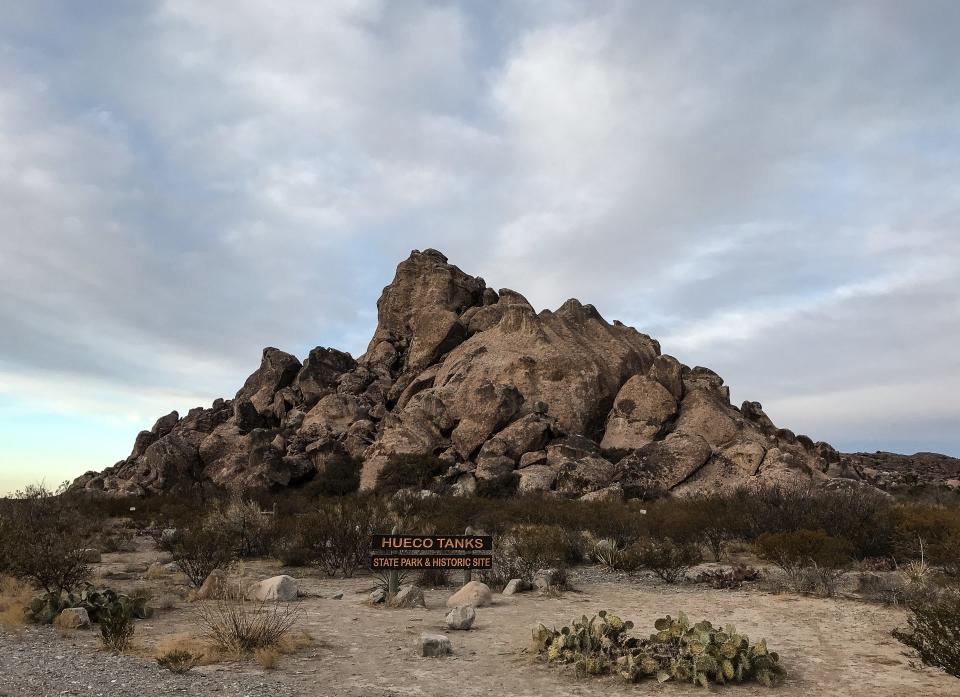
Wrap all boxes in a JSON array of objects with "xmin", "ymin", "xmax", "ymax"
[{"xmin": 70, "ymin": 249, "xmax": 957, "ymax": 499}]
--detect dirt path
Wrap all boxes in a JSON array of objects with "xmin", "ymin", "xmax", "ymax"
[{"xmin": 2, "ymin": 549, "xmax": 955, "ymax": 697}]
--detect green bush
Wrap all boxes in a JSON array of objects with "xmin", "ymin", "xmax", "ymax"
[
  {"xmin": 533, "ymin": 609, "xmax": 784, "ymax": 687},
  {"xmin": 375, "ymin": 453, "xmax": 448, "ymax": 494}
]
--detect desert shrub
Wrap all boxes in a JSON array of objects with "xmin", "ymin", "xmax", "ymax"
[
  {"xmin": 721, "ymin": 484, "xmax": 893, "ymax": 557},
  {"xmin": 161, "ymin": 527, "xmax": 235, "ymax": 588},
  {"xmin": 206, "ymin": 493, "xmax": 275, "ymax": 558},
  {"xmin": 0, "ymin": 484, "xmax": 92, "ymax": 595},
  {"xmin": 510, "ymin": 524, "xmax": 580, "ymax": 574},
  {"xmin": 755, "ymin": 529, "xmax": 852, "ymax": 596},
  {"xmin": 269, "ymin": 516, "xmax": 314, "ymax": 567},
  {"xmin": 305, "ymin": 496, "xmax": 385, "ymax": 577},
  {"xmin": 375, "ymin": 453, "xmax": 448, "ymax": 494},
  {"xmin": 533, "ymin": 609, "xmax": 784, "ymax": 687},
  {"xmin": 99, "ymin": 601, "xmax": 135, "ymax": 652},
  {"xmin": 156, "ymin": 649, "xmax": 199, "ymax": 674},
  {"xmin": 628, "ymin": 538, "xmax": 703, "ymax": 583},
  {"xmin": 591, "ymin": 538, "xmax": 622, "ymax": 569},
  {"xmin": 695, "ymin": 565, "xmax": 762, "ymax": 589},
  {"xmin": 196, "ymin": 592, "xmax": 301, "ymax": 655},
  {"xmin": 893, "ymin": 591, "xmax": 960, "ymax": 677},
  {"xmin": 893, "ymin": 504, "xmax": 960, "ymax": 573}
]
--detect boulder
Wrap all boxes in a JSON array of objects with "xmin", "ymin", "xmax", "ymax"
[
  {"xmin": 502, "ymin": 579, "xmax": 524, "ymax": 596},
  {"xmin": 517, "ymin": 465, "xmax": 556, "ymax": 493},
  {"xmin": 600, "ymin": 375, "xmax": 677, "ymax": 457},
  {"xmin": 194, "ymin": 569, "xmax": 229, "ymax": 600},
  {"xmin": 445, "ymin": 605, "xmax": 476, "ymax": 630},
  {"xmin": 518, "ymin": 450, "xmax": 547, "ymax": 468},
  {"xmin": 446, "ymin": 580, "xmax": 492, "ymax": 609},
  {"xmin": 294, "ymin": 346, "xmax": 355, "ymax": 408},
  {"xmin": 534, "ymin": 568, "xmax": 565, "ymax": 590},
  {"xmin": 235, "ymin": 347, "xmax": 302, "ymax": 414},
  {"xmin": 418, "ymin": 633, "xmax": 452, "ymax": 657},
  {"xmin": 247, "ymin": 575, "xmax": 299, "ymax": 602},
  {"xmin": 389, "ymin": 584, "xmax": 426, "ymax": 609},
  {"xmin": 53, "ymin": 607, "xmax": 90, "ymax": 630},
  {"xmin": 369, "ymin": 588, "xmax": 387, "ymax": 604}
]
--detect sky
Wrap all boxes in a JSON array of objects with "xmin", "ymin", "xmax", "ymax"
[{"xmin": 1, "ymin": 1, "xmax": 959, "ymax": 494}]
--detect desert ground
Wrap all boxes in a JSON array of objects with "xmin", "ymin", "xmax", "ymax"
[{"xmin": 0, "ymin": 537, "xmax": 955, "ymax": 697}]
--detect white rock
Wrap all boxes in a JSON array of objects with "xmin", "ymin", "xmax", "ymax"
[
  {"xmin": 502, "ymin": 578, "xmax": 524, "ymax": 596},
  {"xmin": 445, "ymin": 605, "xmax": 476, "ymax": 630},
  {"xmin": 247, "ymin": 575, "xmax": 299, "ymax": 602}
]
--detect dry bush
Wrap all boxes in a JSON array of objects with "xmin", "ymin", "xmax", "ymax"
[
  {"xmin": 206, "ymin": 493, "xmax": 275, "ymax": 558},
  {"xmin": 161, "ymin": 527, "xmax": 235, "ymax": 588},
  {"xmin": 894, "ymin": 591, "xmax": 960, "ymax": 677},
  {"xmin": 303, "ymin": 496, "xmax": 385, "ymax": 577},
  {"xmin": 156, "ymin": 649, "xmax": 199, "ymax": 674},
  {"xmin": 0, "ymin": 576, "xmax": 33, "ymax": 626},
  {"xmin": 755, "ymin": 529, "xmax": 852, "ymax": 596},
  {"xmin": 196, "ymin": 589, "xmax": 302, "ymax": 656},
  {"xmin": 255, "ymin": 647, "xmax": 280, "ymax": 669},
  {"xmin": 626, "ymin": 538, "xmax": 703, "ymax": 583}
]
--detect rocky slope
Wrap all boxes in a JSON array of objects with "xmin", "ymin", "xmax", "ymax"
[{"xmin": 70, "ymin": 249, "xmax": 957, "ymax": 499}]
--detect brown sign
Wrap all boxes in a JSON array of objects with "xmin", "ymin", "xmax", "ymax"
[{"xmin": 369, "ymin": 534, "xmax": 494, "ymax": 570}]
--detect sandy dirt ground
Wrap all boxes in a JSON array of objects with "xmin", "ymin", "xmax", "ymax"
[{"xmin": 2, "ymin": 542, "xmax": 956, "ymax": 697}]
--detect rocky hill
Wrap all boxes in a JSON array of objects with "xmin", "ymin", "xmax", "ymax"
[{"xmin": 70, "ymin": 249, "xmax": 958, "ymax": 499}]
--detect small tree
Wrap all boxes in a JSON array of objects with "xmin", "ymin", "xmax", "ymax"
[
  {"xmin": 0, "ymin": 484, "xmax": 91, "ymax": 595},
  {"xmin": 161, "ymin": 528, "xmax": 235, "ymax": 588}
]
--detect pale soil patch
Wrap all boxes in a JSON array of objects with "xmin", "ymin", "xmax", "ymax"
[{"xmin": 2, "ymin": 541, "xmax": 955, "ymax": 696}]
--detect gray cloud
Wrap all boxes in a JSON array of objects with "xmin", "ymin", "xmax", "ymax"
[{"xmin": 0, "ymin": 0, "xmax": 958, "ymax": 458}]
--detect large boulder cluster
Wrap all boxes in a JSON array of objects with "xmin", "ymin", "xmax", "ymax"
[{"xmin": 70, "ymin": 249, "xmax": 952, "ymax": 498}]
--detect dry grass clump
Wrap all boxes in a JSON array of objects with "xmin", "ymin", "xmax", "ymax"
[
  {"xmin": 156, "ymin": 649, "xmax": 199, "ymax": 674},
  {"xmin": 155, "ymin": 632, "xmax": 221, "ymax": 665},
  {"xmin": 0, "ymin": 576, "xmax": 32, "ymax": 626},
  {"xmin": 196, "ymin": 588, "xmax": 302, "ymax": 656},
  {"xmin": 255, "ymin": 647, "xmax": 280, "ymax": 669}
]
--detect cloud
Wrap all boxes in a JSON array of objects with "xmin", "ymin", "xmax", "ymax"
[{"xmin": 0, "ymin": 0, "xmax": 958, "ymax": 493}]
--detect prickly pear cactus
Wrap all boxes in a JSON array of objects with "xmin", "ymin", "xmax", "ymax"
[
  {"xmin": 24, "ymin": 583, "xmax": 153, "ymax": 625},
  {"xmin": 533, "ymin": 610, "xmax": 784, "ymax": 688}
]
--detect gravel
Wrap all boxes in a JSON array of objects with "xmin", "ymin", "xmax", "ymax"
[{"xmin": 0, "ymin": 626, "xmax": 296, "ymax": 697}]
